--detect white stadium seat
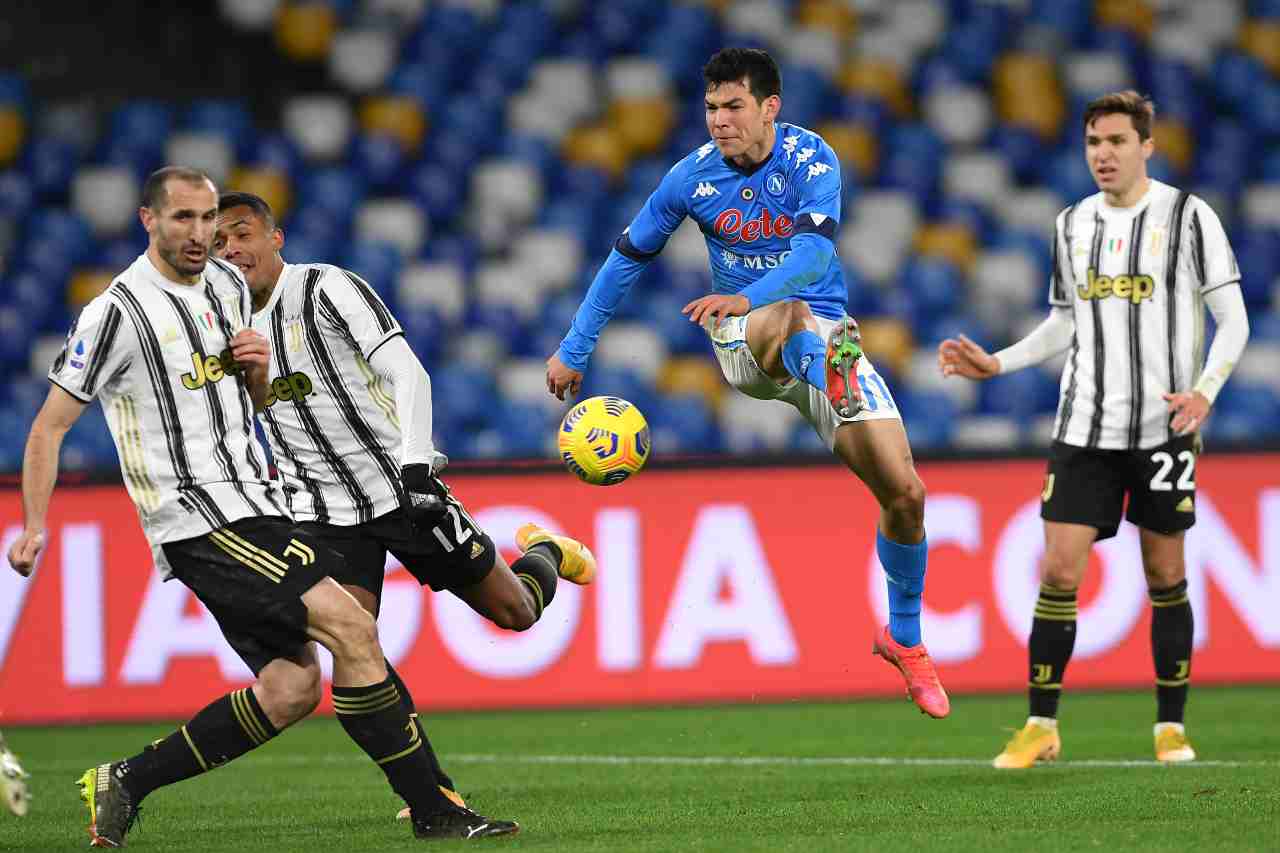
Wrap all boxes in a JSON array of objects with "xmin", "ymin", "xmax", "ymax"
[
  {"xmin": 283, "ymin": 95, "xmax": 353, "ymax": 162},
  {"xmin": 165, "ymin": 132, "xmax": 234, "ymax": 184},
  {"xmin": 329, "ymin": 28, "xmax": 398, "ymax": 93},
  {"xmin": 595, "ymin": 323, "xmax": 669, "ymax": 384},
  {"xmin": 397, "ymin": 262, "xmax": 467, "ymax": 324},
  {"xmin": 72, "ymin": 167, "xmax": 139, "ymax": 236},
  {"xmin": 354, "ymin": 199, "xmax": 428, "ymax": 258}
]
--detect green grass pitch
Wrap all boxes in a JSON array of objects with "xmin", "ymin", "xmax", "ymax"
[{"xmin": 4, "ymin": 686, "xmax": 1278, "ymax": 852}]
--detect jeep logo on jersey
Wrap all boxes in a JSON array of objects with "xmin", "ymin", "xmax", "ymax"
[
  {"xmin": 264, "ymin": 371, "xmax": 315, "ymax": 407},
  {"xmin": 1077, "ymin": 268, "xmax": 1155, "ymax": 304},
  {"xmin": 713, "ymin": 208, "xmax": 794, "ymax": 245},
  {"xmin": 180, "ymin": 350, "xmax": 242, "ymax": 390}
]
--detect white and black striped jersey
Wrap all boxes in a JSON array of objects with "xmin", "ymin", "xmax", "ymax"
[
  {"xmin": 1047, "ymin": 180, "xmax": 1241, "ymax": 450},
  {"xmin": 249, "ymin": 263, "xmax": 406, "ymax": 526},
  {"xmin": 48, "ymin": 254, "xmax": 288, "ymax": 577}
]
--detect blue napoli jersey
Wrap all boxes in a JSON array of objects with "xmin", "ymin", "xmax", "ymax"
[{"xmin": 628, "ymin": 122, "xmax": 847, "ymax": 319}]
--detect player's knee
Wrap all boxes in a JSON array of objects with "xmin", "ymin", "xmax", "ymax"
[
  {"xmin": 330, "ymin": 603, "xmax": 380, "ymax": 660},
  {"xmin": 258, "ymin": 667, "xmax": 321, "ymax": 727},
  {"xmin": 1039, "ymin": 551, "xmax": 1084, "ymax": 590},
  {"xmin": 780, "ymin": 299, "xmax": 815, "ymax": 338},
  {"xmin": 886, "ymin": 477, "xmax": 926, "ymax": 532},
  {"xmin": 491, "ymin": 597, "xmax": 537, "ymax": 632},
  {"xmin": 1143, "ymin": 560, "xmax": 1185, "ymax": 589}
]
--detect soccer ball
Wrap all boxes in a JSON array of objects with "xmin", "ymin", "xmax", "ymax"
[{"xmin": 558, "ymin": 396, "xmax": 650, "ymax": 485}]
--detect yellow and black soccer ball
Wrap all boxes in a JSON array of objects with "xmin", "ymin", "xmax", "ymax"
[{"xmin": 558, "ymin": 396, "xmax": 650, "ymax": 485}]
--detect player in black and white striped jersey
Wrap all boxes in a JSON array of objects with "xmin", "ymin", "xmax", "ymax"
[
  {"xmin": 9, "ymin": 167, "xmax": 506, "ymax": 844},
  {"xmin": 215, "ymin": 191, "xmax": 594, "ymax": 825},
  {"xmin": 938, "ymin": 91, "xmax": 1250, "ymax": 767}
]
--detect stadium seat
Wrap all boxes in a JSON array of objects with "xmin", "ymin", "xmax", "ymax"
[
  {"xmin": 283, "ymin": 95, "xmax": 353, "ymax": 162},
  {"xmin": 275, "ymin": 2, "xmax": 339, "ymax": 62},
  {"xmin": 354, "ymin": 198, "xmax": 427, "ymax": 258},
  {"xmin": 71, "ymin": 167, "xmax": 138, "ymax": 236}
]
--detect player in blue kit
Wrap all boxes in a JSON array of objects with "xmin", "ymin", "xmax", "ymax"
[{"xmin": 546, "ymin": 48, "xmax": 949, "ymax": 717}]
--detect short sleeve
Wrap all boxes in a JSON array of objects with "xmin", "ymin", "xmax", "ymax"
[
  {"xmin": 1188, "ymin": 198, "xmax": 1241, "ymax": 295},
  {"xmin": 315, "ymin": 267, "xmax": 403, "ymax": 360},
  {"xmin": 49, "ymin": 294, "xmax": 134, "ymax": 402},
  {"xmin": 1048, "ymin": 210, "xmax": 1072, "ymax": 307}
]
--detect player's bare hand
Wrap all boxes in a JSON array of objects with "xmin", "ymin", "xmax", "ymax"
[
  {"xmin": 938, "ymin": 334, "xmax": 999, "ymax": 380},
  {"xmin": 1164, "ymin": 390, "xmax": 1210, "ymax": 436},
  {"xmin": 230, "ymin": 329, "xmax": 270, "ymax": 369},
  {"xmin": 7, "ymin": 529, "xmax": 45, "ymax": 577},
  {"xmin": 682, "ymin": 293, "xmax": 750, "ymax": 327},
  {"xmin": 546, "ymin": 353, "xmax": 583, "ymax": 401}
]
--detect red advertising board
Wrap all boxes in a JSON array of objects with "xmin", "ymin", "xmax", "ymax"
[{"xmin": 2, "ymin": 456, "xmax": 1278, "ymax": 724}]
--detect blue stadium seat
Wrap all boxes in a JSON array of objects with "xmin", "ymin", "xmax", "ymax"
[
  {"xmin": 979, "ymin": 368, "xmax": 1060, "ymax": 418},
  {"xmin": 0, "ymin": 169, "xmax": 33, "ymax": 219},
  {"xmin": 183, "ymin": 100, "xmax": 253, "ymax": 143},
  {"xmin": 23, "ymin": 136, "xmax": 80, "ymax": 200},
  {"xmin": 348, "ymin": 132, "xmax": 408, "ymax": 192},
  {"xmin": 298, "ymin": 166, "xmax": 366, "ymax": 227},
  {"xmin": 650, "ymin": 393, "xmax": 721, "ymax": 454},
  {"xmin": 342, "ymin": 241, "xmax": 401, "ymax": 301}
]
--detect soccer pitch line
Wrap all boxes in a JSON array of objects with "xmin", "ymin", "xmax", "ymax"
[{"xmin": 29, "ymin": 753, "xmax": 1278, "ymax": 773}]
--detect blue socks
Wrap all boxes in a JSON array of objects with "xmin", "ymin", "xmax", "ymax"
[
  {"xmin": 877, "ymin": 530, "xmax": 927, "ymax": 647},
  {"xmin": 781, "ymin": 330, "xmax": 826, "ymax": 390}
]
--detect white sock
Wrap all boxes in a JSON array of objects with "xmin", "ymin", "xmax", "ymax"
[
  {"xmin": 1028, "ymin": 716, "xmax": 1058, "ymax": 729},
  {"xmin": 1154, "ymin": 722, "xmax": 1185, "ymax": 735}
]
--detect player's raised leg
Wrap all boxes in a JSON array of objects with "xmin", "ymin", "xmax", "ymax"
[
  {"xmin": 830, "ymin": 416, "xmax": 948, "ymax": 718},
  {"xmin": 1140, "ymin": 528, "xmax": 1196, "ymax": 762}
]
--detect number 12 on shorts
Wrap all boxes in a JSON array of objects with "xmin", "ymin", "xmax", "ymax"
[
  {"xmin": 431, "ymin": 503, "xmax": 474, "ymax": 553},
  {"xmin": 856, "ymin": 372, "xmax": 896, "ymax": 412}
]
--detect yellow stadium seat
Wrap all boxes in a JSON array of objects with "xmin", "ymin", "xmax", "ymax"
[
  {"xmin": 359, "ymin": 96, "xmax": 429, "ymax": 151},
  {"xmin": 1095, "ymin": 0, "xmax": 1154, "ymax": 40},
  {"xmin": 840, "ymin": 59, "xmax": 912, "ymax": 118},
  {"xmin": 994, "ymin": 54, "xmax": 1065, "ymax": 140},
  {"xmin": 0, "ymin": 108, "xmax": 23, "ymax": 166},
  {"xmin": 561, "ymin": 124, "xmax": 631, "ymax": 180},
  {"xmin": 815, "ymin": 122, "xmax": 878, "ymax": 180},
  {"xmin": 657, "ymin": 357, "xmax": 726, "ymax": 410},
  {"xmin": 608, "ymin": 98, "xmax": 675, "ymax": 158},
  {"xmin": 1241, "ymin": 20, "xmax": 1280, "ymax": 77},
  {"xmin": 1152, "ymin": 119, "xmax": 1194, "ymax": 174},
  {"xmin": 67, "ymin": 270, "xmax": 115, "ymax": 311},
  {"xmin": 857, "ymin": 317, "xmax": 915, "ymax": 378},
  {"xmin": 275, "ymin": 2, "xmax": 338, "ymax": 62},
  {"xmin": 914, "ymin": 224, "xmax": 977, "ymax": 274},
  {"xmin": 227, "ymin": 167, "xmax": 293, "ymax": 221},
  {"xmin": 797, "ymin": 0, "xmax": 858, "ymax": 39}
]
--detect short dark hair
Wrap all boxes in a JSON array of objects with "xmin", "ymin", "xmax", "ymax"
[
  {"xmin": 1082, "ymin": 90, "xmax": 1155, "ymax": 141},
  {"xmin": 141, "ymin": 166, "xmax": 215, "ymax": 212},
  {"xmin": 703, "ymin": 48, "xmax": 782, "ymax": 103},
  {"xmin": 218, "ymin": 191, "xmax": 276, "ymax": 228}
]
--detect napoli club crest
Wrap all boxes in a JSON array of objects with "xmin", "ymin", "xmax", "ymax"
[{"xmin": 766, "ymin": 172, "xmax": 785, "ymax": 196}]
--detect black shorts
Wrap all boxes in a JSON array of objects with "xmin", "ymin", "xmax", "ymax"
[
  {"xmin": 297, "ymin": 503, "xmax": 495, "ymax": 599},
  {"xmin": 1040, "ymin": 435, "xmax": 1198, "ymax": 541},
  {"xmin": 163, "ymin": 516, "xmax": 337, "ymax": 676}
]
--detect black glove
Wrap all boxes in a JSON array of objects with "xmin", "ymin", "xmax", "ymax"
[{"xmin": 401, "ymin": 462, "xmax": 450, "ymax": 527}]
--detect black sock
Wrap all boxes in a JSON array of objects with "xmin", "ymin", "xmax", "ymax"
[
  {"xmin": 119, "ymin": 687, "xmax": 277, "ymax": 801},
  {"xmin": 385, "ymin": 661, "xmax": 455, "ymax": 792},
  {"xmin": 1028, "ymin": 584, "xmax": 1078, "ymax": 719},
  {"xmin": 1150, "ymin": 580, "xmax": 1193, "ymax": 723},
  {"xmin": 512, "ymin": 542, "xmax": 560, "ymax": 620},
  {"xmin": 332, "ymin": 677, "xmax": 454, "ymax": 815}
]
